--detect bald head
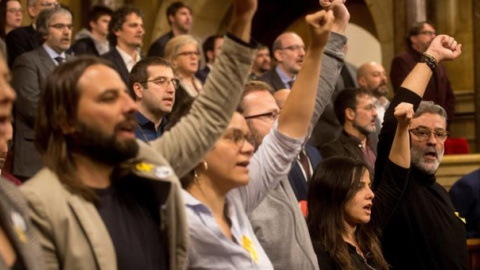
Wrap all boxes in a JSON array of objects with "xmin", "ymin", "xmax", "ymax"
[
  {"xmin": 273, "ymin": 89, "xmax": 290, "ymax": 109},
  {"xmin": 357, "ymin": 61, "xmax": 388, "ymax": 98}
]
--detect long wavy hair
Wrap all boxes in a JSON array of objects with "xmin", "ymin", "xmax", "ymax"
[{"xmin": 307, "ymin": 157, "xmax": 388, "ymax": 270}]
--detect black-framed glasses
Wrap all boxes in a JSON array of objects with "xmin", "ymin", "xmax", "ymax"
[
  {"xmin": 224, "ymin": 129, "xmax": 255, "ymax": 148},
  {"xmin": 140, "ymin": 77, "xmax": 180, "ymax": 90},
  {"xmin": 244, "ymin": 111, "xmax": 280, "ymax": 122},
  {"xmin": 409, "ymin": 127, "xmax": 449, "ymax": 142},
  {"xmin": 176, "ymin": 50, "xmax": 200, "ymax": 57},
  {"xmin": 418, "ymin": 30, "xmax": 436, "ymax": 36},
  {"xmin": 279, "ymin": 45, "xmax": 305, "ymax": 52},
  {"xmin": 48, "ymin": 23, "xmax": 73, "ymax": 30}
]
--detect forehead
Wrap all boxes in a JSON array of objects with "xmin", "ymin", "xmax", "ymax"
[
  {"xmin": 227, "ymin": 112, "xmax": 250, "ymax": 133},
  {"xmin": 179, "ymin": 43, "xmax": 197, "ymax": 51},
  {"xmin": 410, "ymin": 112, "xmax": 446, "ymax": 130},
  {"xmin": 368, "ymin": 63, "xmax": 385, "ymax": 74},
  {"xmin": 7, "ymin": 1, "xmax": 21, "ymax": 8},
  {"xmin": 175, "ymin": 7, "xmax": 191, "ymax": 15},
  {"xmin": 243, "ymin": 90, "xmax": 278, "ymax": 112},
  {"xmin": 280, "ymin": 33, "xmax": 304, "ymax": 46},
  {"xmin": 97, "ymin": 14, "xmax": 111, "ymax": 21},
  {"xmin": 77, "ymin": 64, "xmax": 126, "ymax": 97},
  {"xmin": 146, "ymin": 64, "xmax": 174, "ymax": 78},
  {"xmin": 421, "ymin": 23, "xmax": 435, "ymax": 31},
  {"xmin": 257, "ymin": 48, "xmax": 270, "ymax": 55},
  {"xmin": 123, "ymin": 12, "xmax": 142, "ymax": 24},
  {"xmin": 49, "ymin": 13, "xmax": 71, "ymax": 23},
  {"xmin": 356, "ymin": 94, "xmax": 373, "ymax": 105}
]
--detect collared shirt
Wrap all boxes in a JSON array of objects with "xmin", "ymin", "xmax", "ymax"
[
  {"xmin": 182, "ymin": 190, "xmax": 274, "ymax": 270},
  {"xmin": 345, "ymin": 131, "xmax": 376, "ymax": 168},
  {"xmin": 116, "ymin": 46, "xmax": 141, "ymax": 72},
  {"xmin": 93, "ymin": 38, "xmax": 110, "ymax": 55},
  {"xmin": 43, "ymin": 44, "xmax": 66, "ymax": 66},
  {"xmin": 372, "ymin": 96, "xmax": 390, "ymax": 124},
  {"xmin": 275, "ymin": 65, "xmax": 296, "ymax": 89},
  {"xmin": 134, "ymin": 111, "xmax": 167, "ymax": 142}
]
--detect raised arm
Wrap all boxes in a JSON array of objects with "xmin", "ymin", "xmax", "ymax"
[
  {"xmin": 277, "ymin": 9, "xmax": 333, "ymax": 138},
  {"xmin": 389, "ymin": 102, "xmax": 413, "ymax": 168}
]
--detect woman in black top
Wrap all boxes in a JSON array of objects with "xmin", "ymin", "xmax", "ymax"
[{"xmin": 307, "ymin": 102, "xmax": 413, "ymax": 270}]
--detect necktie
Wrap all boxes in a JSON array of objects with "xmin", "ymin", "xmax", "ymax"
[
  {"xmin": 298, "ymin": 149, "xmax": 311, "ymax": 181},
  {"xmin": 287, "ymin": 80, "xmax": 294, "ymax": 89},
  {"xmin": 54, "ymin": 56, "xmax": 65, "ymax": 65}
]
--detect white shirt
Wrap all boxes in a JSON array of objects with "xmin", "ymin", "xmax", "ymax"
[{"xmin": 116, "ymin": 46, "xmax": 141, "ymax": 72}]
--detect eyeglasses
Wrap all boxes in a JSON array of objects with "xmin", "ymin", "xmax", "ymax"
[
  {"xmin": 176, "ymin": 50, "xmax": 200, "ymax": 57},
  {"xmin": 48, "ymin": 23, "xmax": 73, "ymax": 30},
  {"xmin": 279, "ymin": 45, "xmax": 305, "ymax": 52},
  {"xmin": 7, "ymin": 8, "xmax": 23, "ymax": 13},
  {"xmin": 224, "ymin": 129, "xmax": 254, "ymax": 148},
  {"xmin": 141, "ymin": 77, "xmax": 180, "ymax": 90},
  {"xmin": 409, "ymin": 127, "xmax": 449, "ymax": 142},
  {"xmin": 244, "ymin": 111, "xmax": 280, "ymax": 122},
  {"xmin": 418, "ymin": 30, "xmax": 436, "ymax": 36},
  {"xmin": 39, "ymin": 1, "xmax": 59, "ymax": 7}
]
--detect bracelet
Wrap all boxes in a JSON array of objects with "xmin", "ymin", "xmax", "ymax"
[{"xmin": 420, "ymin": 53, "xmax": 438, "ymax": 72}]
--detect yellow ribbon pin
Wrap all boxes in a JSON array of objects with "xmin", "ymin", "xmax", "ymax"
[
  {"xmin": 242, "ymin": 235, "xmax": 258, "ymax": 263},
  {"xmin": 455, "ymin": 212, "xmax": 466, "ymax": 224},
  {"xmin": 135, "ymin": 162, "xmax": 154, "ymax": 172}
]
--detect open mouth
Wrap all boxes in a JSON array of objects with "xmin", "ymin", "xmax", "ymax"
[
  {"xmin": 363, "ymin": 204, "xmax": 372, "ymax": 214},
  {"xmin": 236, "ymin": 160, "xmax": 250, "ymax": 168},
  {"xmin": 424, "ymin": 151, "xmax": 438, "ymax": 160}
]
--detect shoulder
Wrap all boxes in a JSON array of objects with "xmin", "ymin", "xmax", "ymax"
[{"xmin": 21, "ymin": 169, "xmax": 68, "ymax": 204}]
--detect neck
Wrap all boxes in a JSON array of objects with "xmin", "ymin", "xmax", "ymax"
[
  {"xmin": 344, "ymin": 125, "xmax": 367, "ymax": 146},
  {"xmin": 277, "ymin": 65, "xmax": 295, "ymax": 79},
  {"xmin": 172, "ymin": 26, "xmax": 187, "ymax": 36},
  {"xmin": 5, "ymin": 26, "xmax": 14, "ymax": 35},
  {"xmin": 73, "ymin": 153, "xmax": 114, "ymax": 188},
  {"xmin": 137, "ymin": 104, "xmax": 164, "ymax": 129},
  {"xmin": 188, "ymin": 176, "xmax": 227, "ymax": 217},
  {"xmin": 117, "ymin": 42, "xmax": 138, "ymax": 58},
  {"xmin": 411, "ymin": 44, "xmax": 424, "ymax": 54},
  {"xmin": 342, "ymin": 222, "xmax": 358, "ymax": 247},
  {"xmin": 91, "ymin": 31, "xmax": 107, "ymax": 43}
]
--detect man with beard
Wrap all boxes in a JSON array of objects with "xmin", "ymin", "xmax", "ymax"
[
  {"xmin": 357, "ymin": 61, "xmax": 389, "ymax": 123},
  {"xmin": 374, "ymin": 34, "xmax": 467, "ymax": 269},
  {"xmin": 147, "ymin": 2, "xmax": 192, "ymax": 58},
  {"xmin": 102, "ymin": 6, "xmax": 145, "ymax": 85},
  {"xmin": 390, "ymin": 21, "xmax": 455, "ymax": 125},
  {"xmin": 242, "ymin": 0, "xmax": 349, "ymax": 268},
  {"xmin": 249, "ymin": 44, "xmax": 271, "ymax": 80},
  {"xmin": 320, "ymin": 88, "xmax": 378, "ymax": 168},
  {"xmin": 19, "ymin": 0, "xmax": 258, "ymax": 268},
  {"xmin": 12, "ymin": 7, "xmax": 74, "ymax": 181},
  {"xmin": 259, "ymin": 32, "xmax": 305, "ymax": 91}
]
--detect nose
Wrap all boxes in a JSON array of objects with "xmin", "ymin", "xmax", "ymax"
[
  {"xmin": 367, "ymin": 186, "xmax": 374, "ymax": 199},
  {"xmin": 122, "ymin": 91, "xmax": 138, "ymax": 114},
  {"xmin": 241, "ymin": 139, "xmax": 255, "ymax": 157}
]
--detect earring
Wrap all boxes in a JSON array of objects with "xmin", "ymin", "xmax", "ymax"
[{"xmin": 193, "ymin": 161, "xmax": 208, "ymax": 179}]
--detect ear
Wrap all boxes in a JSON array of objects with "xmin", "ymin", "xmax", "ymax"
[
  {"xmin": 89, "ymin": 20, "xmax": 96, "ymax": 30},
  {"xmin": 358, "ymin": 77, "xmax": 367, "ymax": 88},
  {"xmin": 206, "ymin": 50, "xmax": 214, "ymax": 63},
  {"xmin": 58, "ymin": 117, "xmax": 76, "ymax": 134},
  {"xmin": 27, "ymin": 5, "xmax": 36, "ymax": 18},
  {"xmin": 273, "ymin": 49, "xmax": 283, "ymax": 62},
  {"xmin": 132, "ymin": 82, "xmax": 144, "ymax": 100},
  {"xmin": 345, "ymin": 108, "xmax": 356, "ymax": 122},
  {"xmin": 168, "ymin": 14, "xmax": 175, "ymax": 25}
]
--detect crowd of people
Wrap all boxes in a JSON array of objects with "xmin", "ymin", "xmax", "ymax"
[{"xmin": 0, "ymin": 0, "xmax": 471, "ymax": 269}]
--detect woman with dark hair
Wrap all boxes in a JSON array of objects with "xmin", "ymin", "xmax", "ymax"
[
  {"xmin": 0, "ymin": 0, "xmax": 23, "ymax": 40},
  {"xmin": 308, "ymin": 102, "xmax": 414, "ymax": 270}
]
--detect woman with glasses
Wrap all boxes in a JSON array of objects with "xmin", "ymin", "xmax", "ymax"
[
  {"xmin": 169, "ymin": 8, "xmax": 335, "ymax": 269},
  {"xmin": 0, "ymin": 0, "xmax": 23, "ymax": 40},
  {"xmin": 164, "ymin": 34, "xmax": 203, "ymax": 98},
  {"xmin": 307, "ymin": 102, "xmax": 413, "ymax": 270}
]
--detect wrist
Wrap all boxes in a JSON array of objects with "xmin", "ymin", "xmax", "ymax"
[{"xmin": 420, "ymin": 52, "xmax": 438, "ymax": 72}]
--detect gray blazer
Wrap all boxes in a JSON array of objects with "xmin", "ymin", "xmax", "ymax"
[
  {"xmin": 0, "ymin": 178, "xmax": 45, "ymax": 269},
  {"xmin": 11, "ymin": 46, "xmax": 74, "ymax": 179}
]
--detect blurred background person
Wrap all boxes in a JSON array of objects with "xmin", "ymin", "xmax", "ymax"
[{"xmin": 0, "ymin": 0, "xmax": 23, "ymax": 40}]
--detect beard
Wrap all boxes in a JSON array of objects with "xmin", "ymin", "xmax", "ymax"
[
  {"xmin": 410, "ymin": 144, "xmax": 444, "ymax": 175},
  {"xmin": 246, "ymin": 120, "xmax": 263, "ymax": 152},
  {"xmin": 353, "ymin": 121, "xmax": 375, "ymax": 136},
  {"xmin": 67, "ymin": 117, "xmax": 139, "ymax": 166}
]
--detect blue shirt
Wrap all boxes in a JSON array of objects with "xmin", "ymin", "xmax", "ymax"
[
  {"xmin": 275, "ymin": 65, "xmax": 296, "ymax": 89},
  {"xmin": 42, "ymin": 44, "xmax": 66, "ymax": 66},
  {"xmin": 134, "ymin": 111, "xmax": 167, "ymax": 142}
]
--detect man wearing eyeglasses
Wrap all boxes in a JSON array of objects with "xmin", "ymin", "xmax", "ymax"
[
  {"xmin": 374, "ymin": 35, "xmax": 467, "ymax": 269},
  {"xmin": 259, "ymin": 32, "xmax": 305, "ymax": 91},
  {"xmin": 11, "ymin": 7, "xmax": 73, "ymax": 182},
  {"xmin": 5, "ymin": 0, "xmax": 58, "ymax": 67},
  {"xmin": 390, "ymin": 20, "xmax": 455, "ymax": 127},
  {"xmin": 130, "ymin": 57, "xmax": 178, "ymax": 142}
]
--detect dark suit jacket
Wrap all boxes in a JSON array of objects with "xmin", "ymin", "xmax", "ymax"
[
  {"xmin": 390, "ymin": 47, "xmax": 455, "ymax": 123},
  {"xmin": 258, "ymin": 67, "xmax": 287, "ymax": 92},
  {"xmin": 195, "ymin": 66, "xmax": 210, "ymax": 84},
  {"xmin": 12, "ymin": 46, "xmax": 74, "ymax": 179},
  {"xmin": 101, "ymin": 48, "xmax": 130, "ymax": 86},
  {"xmin": 0, "ymin": 178, "xmax": 45, "ymax": 269},
  {"xmin": 449, "ymin": 169, "xmax": 480, "ymax": 238},
  {"xmin": 147, "ymin": 31, "xmax": 174, "ymax": 57},
  {"xmin": 70, "ymin": 37, "xmax": 100, "ymax": 56},
  {"xmin": 288, "ymin": 144, "xmax": 322, "ymax": 201},
  {"xmin": 5, "ymin": 25, "xmax": 39, "ymax": 67},
  {"xmin": 321, "ymin": 130, "xmax": 376, "ymax": 168}
]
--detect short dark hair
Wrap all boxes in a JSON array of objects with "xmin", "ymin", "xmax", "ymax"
[
  {"xmin": 36, "ymin": 56, "xmax": 114, "ymax": 203},
  {"xmin": 129, "ymin": 56, "xmax": 175, "ymax": 99},
  {"xmin": 334, "ymin": 88, "xmax": 372, "ymax": 125},
  {"xmin": 406, "ymin": 20, "xmax": 435, "ymax": 47},
  {"xmin": 166, "ymin": 1, "xmax": 191, "ymax": 25},
  {"xmin": 36, "ymin": 7, "xmax": 72, "ymax": 42},
  {"xmin": 202, "ymin": 35, "xmax": 223, "ymax": 63},
  {"xmin": 108, "ymin": 5, "xmax": 143, "ymax": 46},
  {"xmin": 87, "ymin": 5, "xmax": 113, "ymax": 30}
]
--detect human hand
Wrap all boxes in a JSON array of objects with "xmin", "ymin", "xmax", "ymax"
[
  {"xmin": 424, "ymin": 35, "xmax": 462, "ymax": 63},
  {"xmin": 305, "ymin": 9, "xmax": 334, "ymax": 49},
  {"xmin": 232, "ymin": 0, "xmax": 257, "ymax": 19},
  {"xmin": 394, "ymin": 102, "xmax": 414, "ymax": 127},
  {"xmin": 320, "ymin": 0, "xmax": 349, "ymax": 34}
]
